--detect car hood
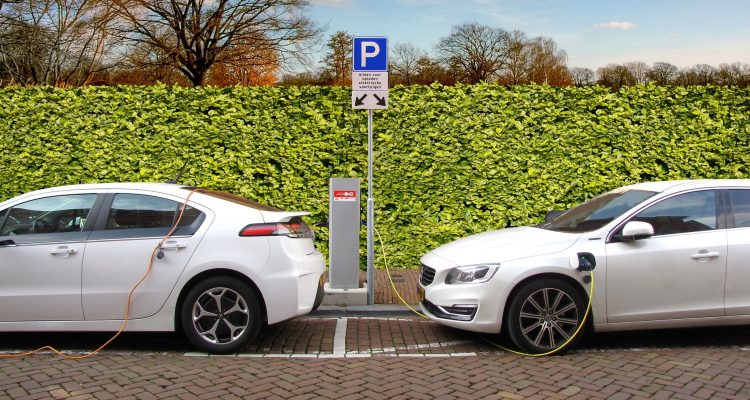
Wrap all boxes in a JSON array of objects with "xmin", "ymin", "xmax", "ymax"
[{"xmin": 428, "ymin": 226, "xmax": 580, "ymax": 266}]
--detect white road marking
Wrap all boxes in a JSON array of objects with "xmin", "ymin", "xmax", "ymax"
[{"xmin": 333, "ymin": 317, "xmax": 348, "ymax": 356}]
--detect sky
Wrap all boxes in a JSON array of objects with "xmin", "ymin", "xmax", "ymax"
[{"xmin": 306, "ymin": 0, "xmax": 750, "ymax": 70}]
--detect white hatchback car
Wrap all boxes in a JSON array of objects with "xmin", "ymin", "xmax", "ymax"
[
  {"xmin": 0, "ymin": 183, "xmax": 325, "ymax": 353},
  {"xmin": 420, "ymin": 179, "xmax": 750, "ymax": 354}
]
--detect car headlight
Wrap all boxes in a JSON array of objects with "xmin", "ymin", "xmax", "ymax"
[{"xmin": 445, "ymin": 264, "xmax": 499, "ymax": 284}]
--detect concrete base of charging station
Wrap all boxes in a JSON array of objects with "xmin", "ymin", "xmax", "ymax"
[{"xmin": 321, "ymin": 282, "xmax": 368, "ymax": 306}]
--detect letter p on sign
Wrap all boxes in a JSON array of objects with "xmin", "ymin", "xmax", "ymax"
[
  {"xmin": 353, "ymin": 37, "xmax": 388, "ymax": 72},
  {"xmin": 361, "ymin": 42, "xmax": 380, "ymax": 67}
]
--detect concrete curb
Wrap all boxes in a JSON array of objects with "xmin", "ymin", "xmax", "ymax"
[{"xmin": 309, "ymin": 304, "xmax": 421, "ymax": 318}]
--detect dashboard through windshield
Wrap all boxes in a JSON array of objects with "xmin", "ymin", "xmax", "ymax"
[{"xmin": 541, "ymin": 189, "xmax": 657, "ymax": 233}]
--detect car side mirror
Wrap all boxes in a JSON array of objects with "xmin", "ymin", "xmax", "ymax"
[
  {"xmin": 616, "ymin": 221, "xmax": 654, "ymax": 241},
  {"xmin": 544, "ymin": 210, "xmax": 566, "ymax": 223}
]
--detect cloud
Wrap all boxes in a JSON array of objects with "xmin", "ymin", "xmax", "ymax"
[
  {"xmin": 310, "ymin": 0, "xmax": 351, "ymax": 6},
  {"xmin": 594, "ymin": 21, "xmax": 637, "ymax": 30}
]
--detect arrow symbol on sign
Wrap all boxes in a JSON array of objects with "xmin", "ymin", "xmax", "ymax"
[
  {"xmin": 373, "ymin": 94, "xmax": 386, "ymax": 106},
  {"xmin": 355, "ymin": 94, "xmax": 367, "ymax": 106}
]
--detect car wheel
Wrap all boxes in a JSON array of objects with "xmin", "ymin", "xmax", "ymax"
[
  {"xmin": 312, "ymin": 279, "xmax": 324, "ymax": 311},
  {"xmin": 181, "ymin": 276, "xmax": 261, "ymax": 354},
  {"xmin": 505, "ymin": 278, "xmax": 586, "ymax": 355}
]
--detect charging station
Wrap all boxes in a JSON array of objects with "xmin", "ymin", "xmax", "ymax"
[
  {"xmin": 322, "ymin": 178, "xmax": 368, "ymax": 305},
  {"xmin": 323, "ymin": 36, "xmax": 389, "ymax": 306}
]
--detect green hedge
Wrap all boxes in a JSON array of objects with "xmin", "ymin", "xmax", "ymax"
[{"xmin": 1, "ymin": 84, "xmax": 749, "ymax": 269}]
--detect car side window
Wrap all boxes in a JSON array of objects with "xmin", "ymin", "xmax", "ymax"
[
  {"xmin": 629, "ymin": 190, "xmax": 717, "ymax": 236},
  {"xmin": 729, "ymin": 190, "xmax": 750, "ymax": 228},
  {"xmin": 106, "ymin": 194, "xmax": 201, "ymax": 230},
  {"xmin": 0, "ymin": 194, "xmax": 97, "ymax": 236}
]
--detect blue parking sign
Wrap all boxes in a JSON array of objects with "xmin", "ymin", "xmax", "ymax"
[{"xmin": 353, "ymin": 37, "xmax": 388, "ymax": 72}]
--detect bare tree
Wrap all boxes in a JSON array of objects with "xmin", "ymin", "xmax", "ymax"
[
  {"xmin": 114, "ymin": 0, "xmax": 321, "ymax": 87},
  {"xmin": 413, "ymin": 55, "xmax": 454, "ymax": 85},
  {"xmin": 390, "ymin": 42, "xmax": 424, "ymax": 85},
  {"xmin": 624, "ymin": 61, "xmax": 650, "ymax": 85},
  {"xmin": 436, "ymin": 22, "xmax": 510, "ymax": 84},
  {"xmin": 675, "ymin": 64, "xmax": 716, "ymax": 86},
  {"xmin": 320, "ymin": 30, "xmax": 351, "ymax": 85},
  {"xmin": 526, "ymin": 37, "xmax": 570, "ymax": 85},
  {"xmin": 647, "ymin": 61, "xmax": 678, "ymax": 85},
  {"xmin": 569, "ymin": 67, "xmax": 595, "ymax": 86},
  {"xmin": 501, "ymin": 30, "xmax": 530, "ymax": 84},
  {"xmin": 0, "ymin": 0, "xmax": 119, "ymax": 86},
  {"xmin": 597, "ymin": 64, "xmax": 636, "ymax": 91},
  {"xmin": 716, "ymin": 62, "xmax": 749, "ymax": 87},
  {"xmin": 278, "ymin": 69, "xmax": 325, "ymax": 85}
]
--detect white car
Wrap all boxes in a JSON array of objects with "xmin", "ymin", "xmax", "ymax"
[
  {"xmin": 0, "ymin": 183, "xmax": 325, "ymax": 353},
  {"xmin": 419, "ymin": 179, "xmax": 750, "ymax": 354}
]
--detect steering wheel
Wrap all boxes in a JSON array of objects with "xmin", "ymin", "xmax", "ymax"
[{"xmin": 32, "ymin": 218, "xmax": 53, "ymax": 233}]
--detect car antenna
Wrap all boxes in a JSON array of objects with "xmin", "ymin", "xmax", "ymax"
[{"xmin": 167, "ymin": 160, "xmax": 189, "ymax": 184}]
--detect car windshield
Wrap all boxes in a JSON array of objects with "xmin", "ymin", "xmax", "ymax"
[{"xmin": 541, "ymin": 189, "xmax": 657, "ymax": 233}]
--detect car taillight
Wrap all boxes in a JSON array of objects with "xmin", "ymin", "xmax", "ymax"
[{"xmin": 239, "ymin": 217, "xmax": 314, "ymax": 239}]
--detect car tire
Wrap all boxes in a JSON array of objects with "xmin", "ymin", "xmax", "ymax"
[
  {"xmin": 505, "ymin": 278, "xmax": 586, "ymax": 355},
  {"xmin": 181, "ymin": 276, "xmax": 261, "ymax": 354},
  {"xmin": 312, "ymin": 279, "xmax": 324, "ymax": 311}
]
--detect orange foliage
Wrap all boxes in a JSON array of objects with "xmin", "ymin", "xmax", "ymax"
[{"xmin": 207, "ymin": 48, "xmax": 280, "ymax": 86}]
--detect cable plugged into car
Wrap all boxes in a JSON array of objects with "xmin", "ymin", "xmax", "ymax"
[
  {"xmin": 0, "ymin": 189, "xmax": 201, "ymax": 360},
  {"xmin": 576, "ymin": 252, "xmax": 596, "ymax": 284},
  {"xmin": 377, "ymin": 228, "xmax": 594, "ymax": 357}
]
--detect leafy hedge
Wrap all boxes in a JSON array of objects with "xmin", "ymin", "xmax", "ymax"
[{"xmin": 1, "ymin": 84, "xmax": 749, "ymax": 269}]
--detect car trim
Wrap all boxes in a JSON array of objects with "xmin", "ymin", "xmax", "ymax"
[
  {"xmin": 0, "ymin": 193, "xmax": 106, "ymax": 245},
  {"xmin": 606, "ymin": 188, "xmax": 726, "ymax": 244},
  {"xmin": 87, "ymin": 192, "xmax": 205, "ymax": 240}
]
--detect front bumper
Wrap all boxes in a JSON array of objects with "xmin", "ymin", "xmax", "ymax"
[{"xmin": 419, "ymin": 253, "xmax": 509, "ymax": 334}]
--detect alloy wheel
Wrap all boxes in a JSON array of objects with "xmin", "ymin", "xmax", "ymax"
[
  {"xmin": 191, "ymin": 287, "xmax": 250, "ymax": 345},
  {"xmin": 518, "ymin": 287, "xmax": 579, "ymax": 350}
]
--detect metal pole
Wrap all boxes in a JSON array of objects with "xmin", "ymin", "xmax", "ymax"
[{"xmin": 367, "ymin": 109, "xmax": 374, "ymax": 305}]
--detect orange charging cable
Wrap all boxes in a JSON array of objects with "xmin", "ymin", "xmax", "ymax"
[{"xmin": 0, "ymin": 189, "xmax": 200, "ymax": 360}]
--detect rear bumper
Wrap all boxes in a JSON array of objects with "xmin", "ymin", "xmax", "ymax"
[{"xmin": 261, "ymin": 248, "xmax": 326, "ymax": 325}]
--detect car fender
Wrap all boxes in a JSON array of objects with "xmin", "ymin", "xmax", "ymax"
[{"xmin": 496, "ymin": 251, "xmax": 601, "ymax": 327}]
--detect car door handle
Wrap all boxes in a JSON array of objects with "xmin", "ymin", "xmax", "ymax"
[
  {"xmin": 0, "ymin": 239, "xmax": 15, "ymax": 247},
  {"xmin": 161, "ymin": 240, "xmax": 187, "ymax": 250},
  {"xmin": 691, "ymin": 251, "xmax": 720, "ymax": 260},
  {"xmin": 50, "ymin": 246, "xmax": 78, "ymax": 256}
]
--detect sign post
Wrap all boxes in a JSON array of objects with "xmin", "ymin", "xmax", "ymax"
[{"xmin": 352, "ymin": 36, "xmax": 388, "ymax": 305}]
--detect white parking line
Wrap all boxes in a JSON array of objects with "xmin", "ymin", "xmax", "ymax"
[{"xmin": 333, "ymin": 317, "xmax": 348, "ymax": 356}]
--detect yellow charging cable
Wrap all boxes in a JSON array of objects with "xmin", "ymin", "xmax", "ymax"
[
  {"xmin": 375, "ymin": 226, "xmax": 594, "ymax": 356},
  {"xmin": 0, "ymin": 189, "xmax": 200, "ymax": 360},
  {"xmin": 479, "ymin": 273, "xmax": 593, "ymax": 357},
  {"xmin": 375, "ymin": 227, "xmax": 428, "ymax": 318}
]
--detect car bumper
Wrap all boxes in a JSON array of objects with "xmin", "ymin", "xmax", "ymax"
[
  {"xmin": 262, "ymin": 247, "xmax": 326, "ymax": 325},
  {"xmin": 419, "ymin": 253, "xmax": 510, "ymax": 334}
]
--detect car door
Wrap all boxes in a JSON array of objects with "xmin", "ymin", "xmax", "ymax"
[
  {"xmin": 605, "ymin": 189, "xmax": 726, "ymax": 323},
  {"xmin": 81, "ymin": 191, "xmax": 209, "ymax": 320},
  {"xmin": 725, "ymin": 189, "xmax": 750, "ymax": 316},
  {"xmin": 0, "ymin": 192, "xmax": 101, "ymax": 321}
]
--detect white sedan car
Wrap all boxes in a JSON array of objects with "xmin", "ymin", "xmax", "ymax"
[
  {"xmin": 420, "ymin": 179, "xmax": 750, "ymax": 354},
  {"xmin": 0, "ymin": 183, "xmax": 325, "ymax": 353}
]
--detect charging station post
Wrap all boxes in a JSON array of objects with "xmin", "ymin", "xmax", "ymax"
[
  {"xmin": 352, "ymin": 36, "xmax": 388, "ymax": 305},
  {"xmin": 328, "ymin": 178, "xmax": 361, "ymax": 289}
]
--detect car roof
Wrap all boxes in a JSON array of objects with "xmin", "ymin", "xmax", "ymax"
[
  {"xmin": 12, "ymin": 182, "xmax": 192, "ymax": 199},
  {"xmin": 620, "ymin": 179, "xmax": 750, "ymax": 193}
]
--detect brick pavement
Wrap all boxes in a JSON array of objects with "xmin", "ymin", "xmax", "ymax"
[
  {"xmin": 3, "ymin": 269, "xmax": 750, "ymax": 399},
  {"xmin": 322, "ymin": 269, "xmax": 421, "ymax": 305},
  {"xmin": 2, "ymin": 347, "xmax": 750, "ymax": 399}
]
